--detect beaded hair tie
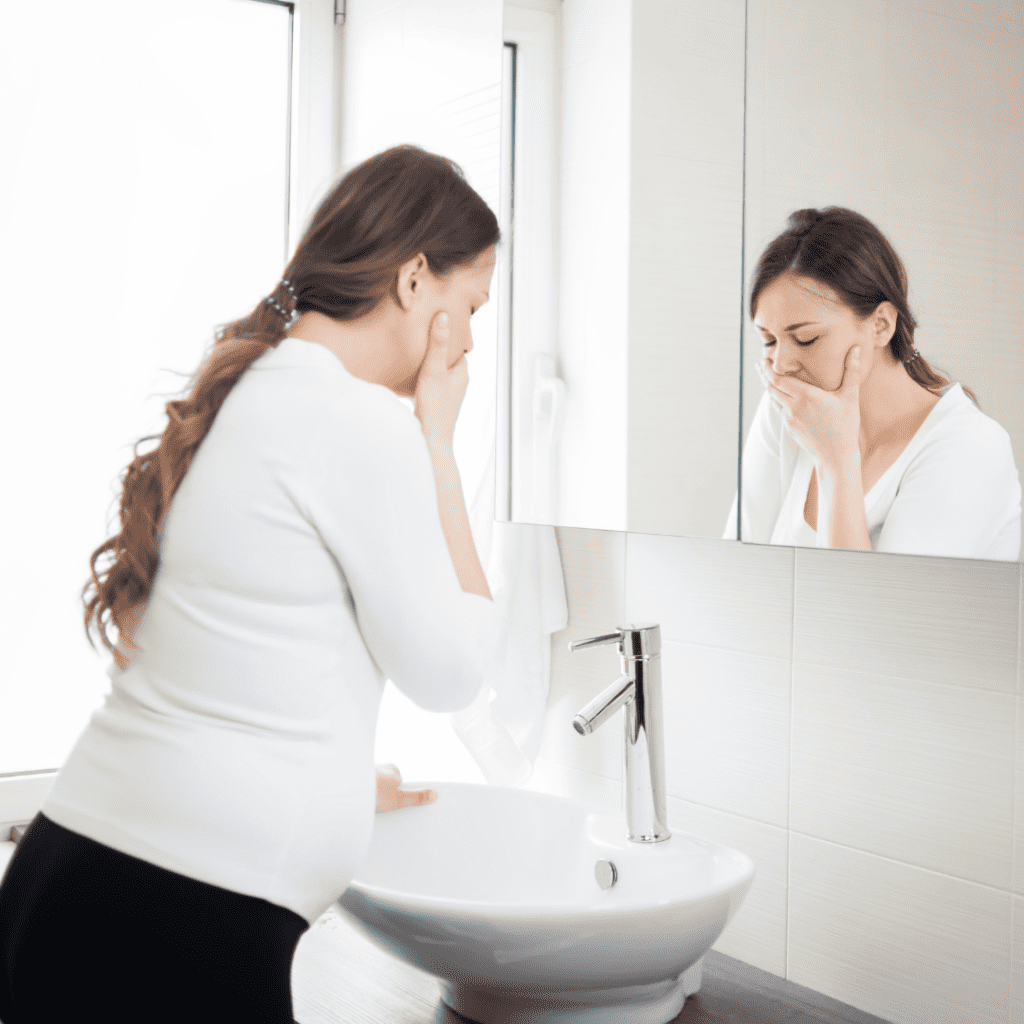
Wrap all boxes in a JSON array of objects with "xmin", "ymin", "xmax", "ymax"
[
  {"xmin": 904, "ymin": 346, "xmax": 921, "ymax": 365},
  {"xmin": 265, "ymin": 279, "xmax": 298, "ymax": 323}
]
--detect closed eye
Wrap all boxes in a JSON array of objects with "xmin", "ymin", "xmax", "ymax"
[{"xmin": 762, "ymin": 336, "xmax": 818, "ymax": 348}]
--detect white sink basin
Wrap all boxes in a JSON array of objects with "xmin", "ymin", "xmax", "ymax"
[{"xmin": 337, "ymin": 782, "xmax": 755, "ymax": 1024}]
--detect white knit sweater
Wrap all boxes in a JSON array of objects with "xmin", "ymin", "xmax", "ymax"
[{"xmin": 43, "ymin": 336, "xmax": 493, "ymax": 925}]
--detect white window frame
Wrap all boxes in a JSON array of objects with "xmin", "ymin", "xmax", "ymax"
[{"xmin": 499, "ymin": 0, "xmax": 562, "ymax": 523}]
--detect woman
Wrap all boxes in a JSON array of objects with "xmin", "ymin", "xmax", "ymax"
[
  {"xmin": 727, "ymin": 207, "xmax": 1021, "ymax": 559},
  {"xmin": 0, "ymin": 145, "xmax": 497, "ymax": 1023}
]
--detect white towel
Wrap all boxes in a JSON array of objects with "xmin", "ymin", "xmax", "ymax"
[{"xmin": 451, "ymin": 414, "xmax": 568, "ymax": 787}]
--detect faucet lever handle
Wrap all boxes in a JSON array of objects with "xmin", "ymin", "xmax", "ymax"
[{"xmin": 568, "ymin": 631, "xmax": 621, "ymax": 652}]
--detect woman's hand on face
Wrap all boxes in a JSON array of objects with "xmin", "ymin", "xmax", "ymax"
[
  {"xmin": 758, "ymin": 346, "xmax": 863, "ymax": 473},
  {"xmin": 414, "ymin": 311, "xmax": 469, "ymax": 448},
  {"xmin": 375, "ymin": 764, "xmax": 437, "ymax": 813}
]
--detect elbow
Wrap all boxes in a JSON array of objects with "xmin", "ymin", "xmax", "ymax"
[{"xmin": 400, "ymin": 649, "xmax": 488, "ymax": 714}]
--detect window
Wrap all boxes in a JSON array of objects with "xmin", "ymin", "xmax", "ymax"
[
  {"xmin": 0, "ymin": 0, "xmax": 326, "ymax": 774},
  {"xmin": 500, "ymin": 1, "xmax": 562, "ymax": 524}
]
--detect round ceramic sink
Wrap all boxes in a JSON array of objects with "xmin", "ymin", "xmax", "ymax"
[{"xmin": 337, "ymin": 782, "xmax": 754, "ymax": 1024}]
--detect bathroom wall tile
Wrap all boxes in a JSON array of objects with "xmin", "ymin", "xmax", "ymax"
[
  {"xmin": 1015, "ymin": 682, "xmax": 1023, "ymax": 895},
  {"xmin": 794, "ymin": 549, "xmax": 1019, "ymax": 693},
  {"xmin": 534, "ymin": 690, "xmax": 622, "ymax": 785},
  {"xmin": 788, "ymin": 834, "xmax": 1013, "ymax": 1024},
  {"xmin": 543, "ymin": 528, "xmax": 626, "ymax": 783},
  {"xmin": 630, "ymin": 0, "xmax": 744, "ymax": 166},
  {"xmin": 666, "ymin": 796, "xmax": 788, "ymax": 979},
  {"xmin": 550, "ymin": 527, "xmax": 626, "ymax": 695},
  {"xmin": 625, "ymin": 534, "xmax": 794, "ymax": 659},
  {"xmin": 907, "ymin": 0, "xmax": 1023, "ymax": 36},
  {"xmin": 891, "ymin": 4, "xmax": 1012, "ymax": 124},
  {"xmin": 791, "ymin": 664, "xmax": 1015, "ymax": 889},
  {"xmin": 661, "ymin": 640, "xmax": 790, "ymax": 829},
  {"xmin": 1016, "ymin": 570, "xmax": 1023, "ymax": 895},
  {"xmin": 1012, "ymin": 896, "xmax": 1024, "ymax": 1024},
  {"xmin": 523, "ymin": 758, "xmax": 620, "ymax": 813}
]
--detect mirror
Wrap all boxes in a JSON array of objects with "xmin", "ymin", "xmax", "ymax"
[
  {"xmin": 738, "ymin": 0, "xmax": 1022, "ymax": 561},
  {"xmin": 502, "ymin": 0, "xmax": 1022, "ymax": 561},
  {"xmin": 501, "ymin": 0, "xmax": 746, "ymax": 538}
]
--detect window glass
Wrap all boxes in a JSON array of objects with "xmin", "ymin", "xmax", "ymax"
[{"xmin": 0, "ymin": 0, "xmax": 291, "ymax": 772}]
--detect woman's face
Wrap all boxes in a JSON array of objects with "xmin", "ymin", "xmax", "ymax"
[
  {"xmin": 753, "ymin": 273, "xmax": 896, "ymax": 391},
  {"xmin": 392, "ymin": 245, "xmax": 497, "ymax": 395}
]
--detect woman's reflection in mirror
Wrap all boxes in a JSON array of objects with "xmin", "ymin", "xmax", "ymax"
[{"xmin": 731, "ymin": 207, "xmax": 1020, "ymax": 560}]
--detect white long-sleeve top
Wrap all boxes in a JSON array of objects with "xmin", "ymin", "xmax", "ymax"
[
  {"xmin": 724, "ymin": 382, "xmax": 1021, "ymax": 559},
  {"xmin": 42, "ymin": 336, "xmax": 494, "ymax": 925}
]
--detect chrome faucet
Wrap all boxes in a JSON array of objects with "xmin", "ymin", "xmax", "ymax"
[{"xmin": 569, "ymin": 624, "xmax": 670, "ymax": 843}]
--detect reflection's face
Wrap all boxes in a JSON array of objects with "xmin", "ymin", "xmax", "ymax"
[{"xmin": 753, "ymin": 273, "xmax": 893, "ymax": 391}]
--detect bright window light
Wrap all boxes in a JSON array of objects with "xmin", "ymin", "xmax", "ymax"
[{"xmin": 0, "ymin": 0, "xmax": 292, "ymax": 773}]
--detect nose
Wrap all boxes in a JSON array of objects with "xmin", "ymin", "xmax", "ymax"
[{"xmin": 770, "ymin": 343, "xmax": 799, "ymax": 376}]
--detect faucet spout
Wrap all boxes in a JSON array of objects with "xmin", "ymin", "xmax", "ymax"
[
  {"xmin": 572, "ymin": 673, "xmax": 633, "ymax": 735},
  {"xmin": 569, "ymin": 624, "xmax": 670, "ymax": 844}
]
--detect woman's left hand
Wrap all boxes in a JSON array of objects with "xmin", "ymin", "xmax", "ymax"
[
  {"xmin": 375, "ymin": 764, "xmax": 437, "ymax": 813},
  {"xmin": 758, "ymin": 346, "xmax": 863, "ymax": 473}
]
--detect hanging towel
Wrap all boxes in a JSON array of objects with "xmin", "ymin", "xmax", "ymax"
[{"xmin": 452, "ymin": 407, "xmax": 568, "ymax": 788}]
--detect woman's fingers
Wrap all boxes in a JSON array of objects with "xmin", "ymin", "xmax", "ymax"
[
  {"xmin": 414, "ymin": 310, "xmax": 468, "ymax": 446},
  {"xmin": 398, "ymin": 786, "xmax": 437, "ymax": 808},
  {"xmin": 374, "ymin": 764, "xmax": 437, "ymax": 812}
]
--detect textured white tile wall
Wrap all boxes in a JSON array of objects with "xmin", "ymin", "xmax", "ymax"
[
  {"xmin": 788, "ymin": 834, "xmax": 1012, "ymax": 1024},
  {"xmin": 1012, "ymin": 895, "xmax": 1024, "ymax": 1023},
  {"xmin": 535, "ymin": 527, "xmax": 1024, "ymax": 1022}
]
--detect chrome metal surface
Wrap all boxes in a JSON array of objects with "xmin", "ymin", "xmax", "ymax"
[
  {"xmin": 594, "ymin": 859, "xmax": 618, "ymax": 889},
  {"xmin": 570, "ymin": 624, "xmax": 670, "ymax": 844},
  {"xmin": 568, "ymin": 631, "xmax": 621, "ymax": 652}
]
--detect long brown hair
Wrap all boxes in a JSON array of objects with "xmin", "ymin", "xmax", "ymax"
[
  {"xmin": 749, "ymin": 207, "xmax": 979, "ymax": 407},
  {"xmin": 84, "ymin": 144, "xmax": 501, "ymax": 670}
]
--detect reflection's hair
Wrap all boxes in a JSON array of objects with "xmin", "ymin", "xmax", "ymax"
[
  {"xmin": 83, "ymin": 145, "xmax": 501, "ymax": 670},
  {"xmin": 750, "ymin": 207, "xmax": 978, "ymax": 409}
]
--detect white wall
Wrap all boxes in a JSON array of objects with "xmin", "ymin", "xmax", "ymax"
[
  {"xmin": 555, "ymin": 0, "xmax": 630, "ymax": 531},
  {"xmin": 626, "ymin": 0, "xmax": 744, "ymax": 538},
  {"xmin": 556, "ymin": 0, "xmax": 745, "ymax": 539},
  {"xmin": 524, "ymin": 526, "xmax": 1024, "ymax": 1024}
]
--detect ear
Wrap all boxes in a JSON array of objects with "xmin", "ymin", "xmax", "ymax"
[
  {"xmin": 871, "ymin": 300, "xmax": 898, "ymax": 346},
  {"xmin": 394, "ymin": 253, "xmax": 428, "ymax": 311}
]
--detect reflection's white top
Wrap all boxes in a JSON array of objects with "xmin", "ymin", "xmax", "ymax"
[
  {"xmin": 42, "ymin": 337, "xmax": 493, "ymax": 925},
  {"xmin": 725, "ymin": 383, "xmax": 1021, "ymax": 559}
]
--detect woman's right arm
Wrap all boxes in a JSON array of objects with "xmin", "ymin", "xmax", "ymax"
[
  {"xmin": 413, "ymin": 311, "xmax": 491, "ymax": 601},
  {"xmin": 423, "ymin": 440, "xmax": 491, "ymax": 599},
  {"xmin": 296, "ymin": 317, "xmax": 493, "ymax": 713}
]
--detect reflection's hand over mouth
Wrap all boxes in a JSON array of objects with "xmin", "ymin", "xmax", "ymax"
[{"xmin": 758, "ymin": 348, "xmax": 862, "ymax": 473}]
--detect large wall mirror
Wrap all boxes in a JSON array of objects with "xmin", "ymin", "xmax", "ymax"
[
  {"xmin": 500, "ymin": 0, "xmax": 746, "ymax": 539},
  {"xmin": 739, "ymin": 0, "xmax": 1022, "ymax": 562},
  {"xmin": 500, "ymin": 0, "xmax": 1023, "ymax": 561}
]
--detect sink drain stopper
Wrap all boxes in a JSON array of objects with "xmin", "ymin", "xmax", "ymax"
[{"xmin": 594, "ymin": 859, "xmax": 618, "ymax": 889}]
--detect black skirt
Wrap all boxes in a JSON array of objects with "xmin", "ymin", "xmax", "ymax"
[{"xmin": 0, "ymin": 812, "xmax": 309, "ymax": 1024}]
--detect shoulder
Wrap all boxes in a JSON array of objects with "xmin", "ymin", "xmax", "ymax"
[
  {"xmin": 310, "ymin": 382, "xmax": 427, "ymax": 472},
  {"xmin": 911, "ymin": 392, "xmax": 1018, "ymax": 479}
]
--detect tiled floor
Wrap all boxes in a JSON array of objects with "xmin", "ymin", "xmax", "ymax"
[{"xmin": 290, "ymin": 906, "xmax": 894, "ymax": 1024}]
